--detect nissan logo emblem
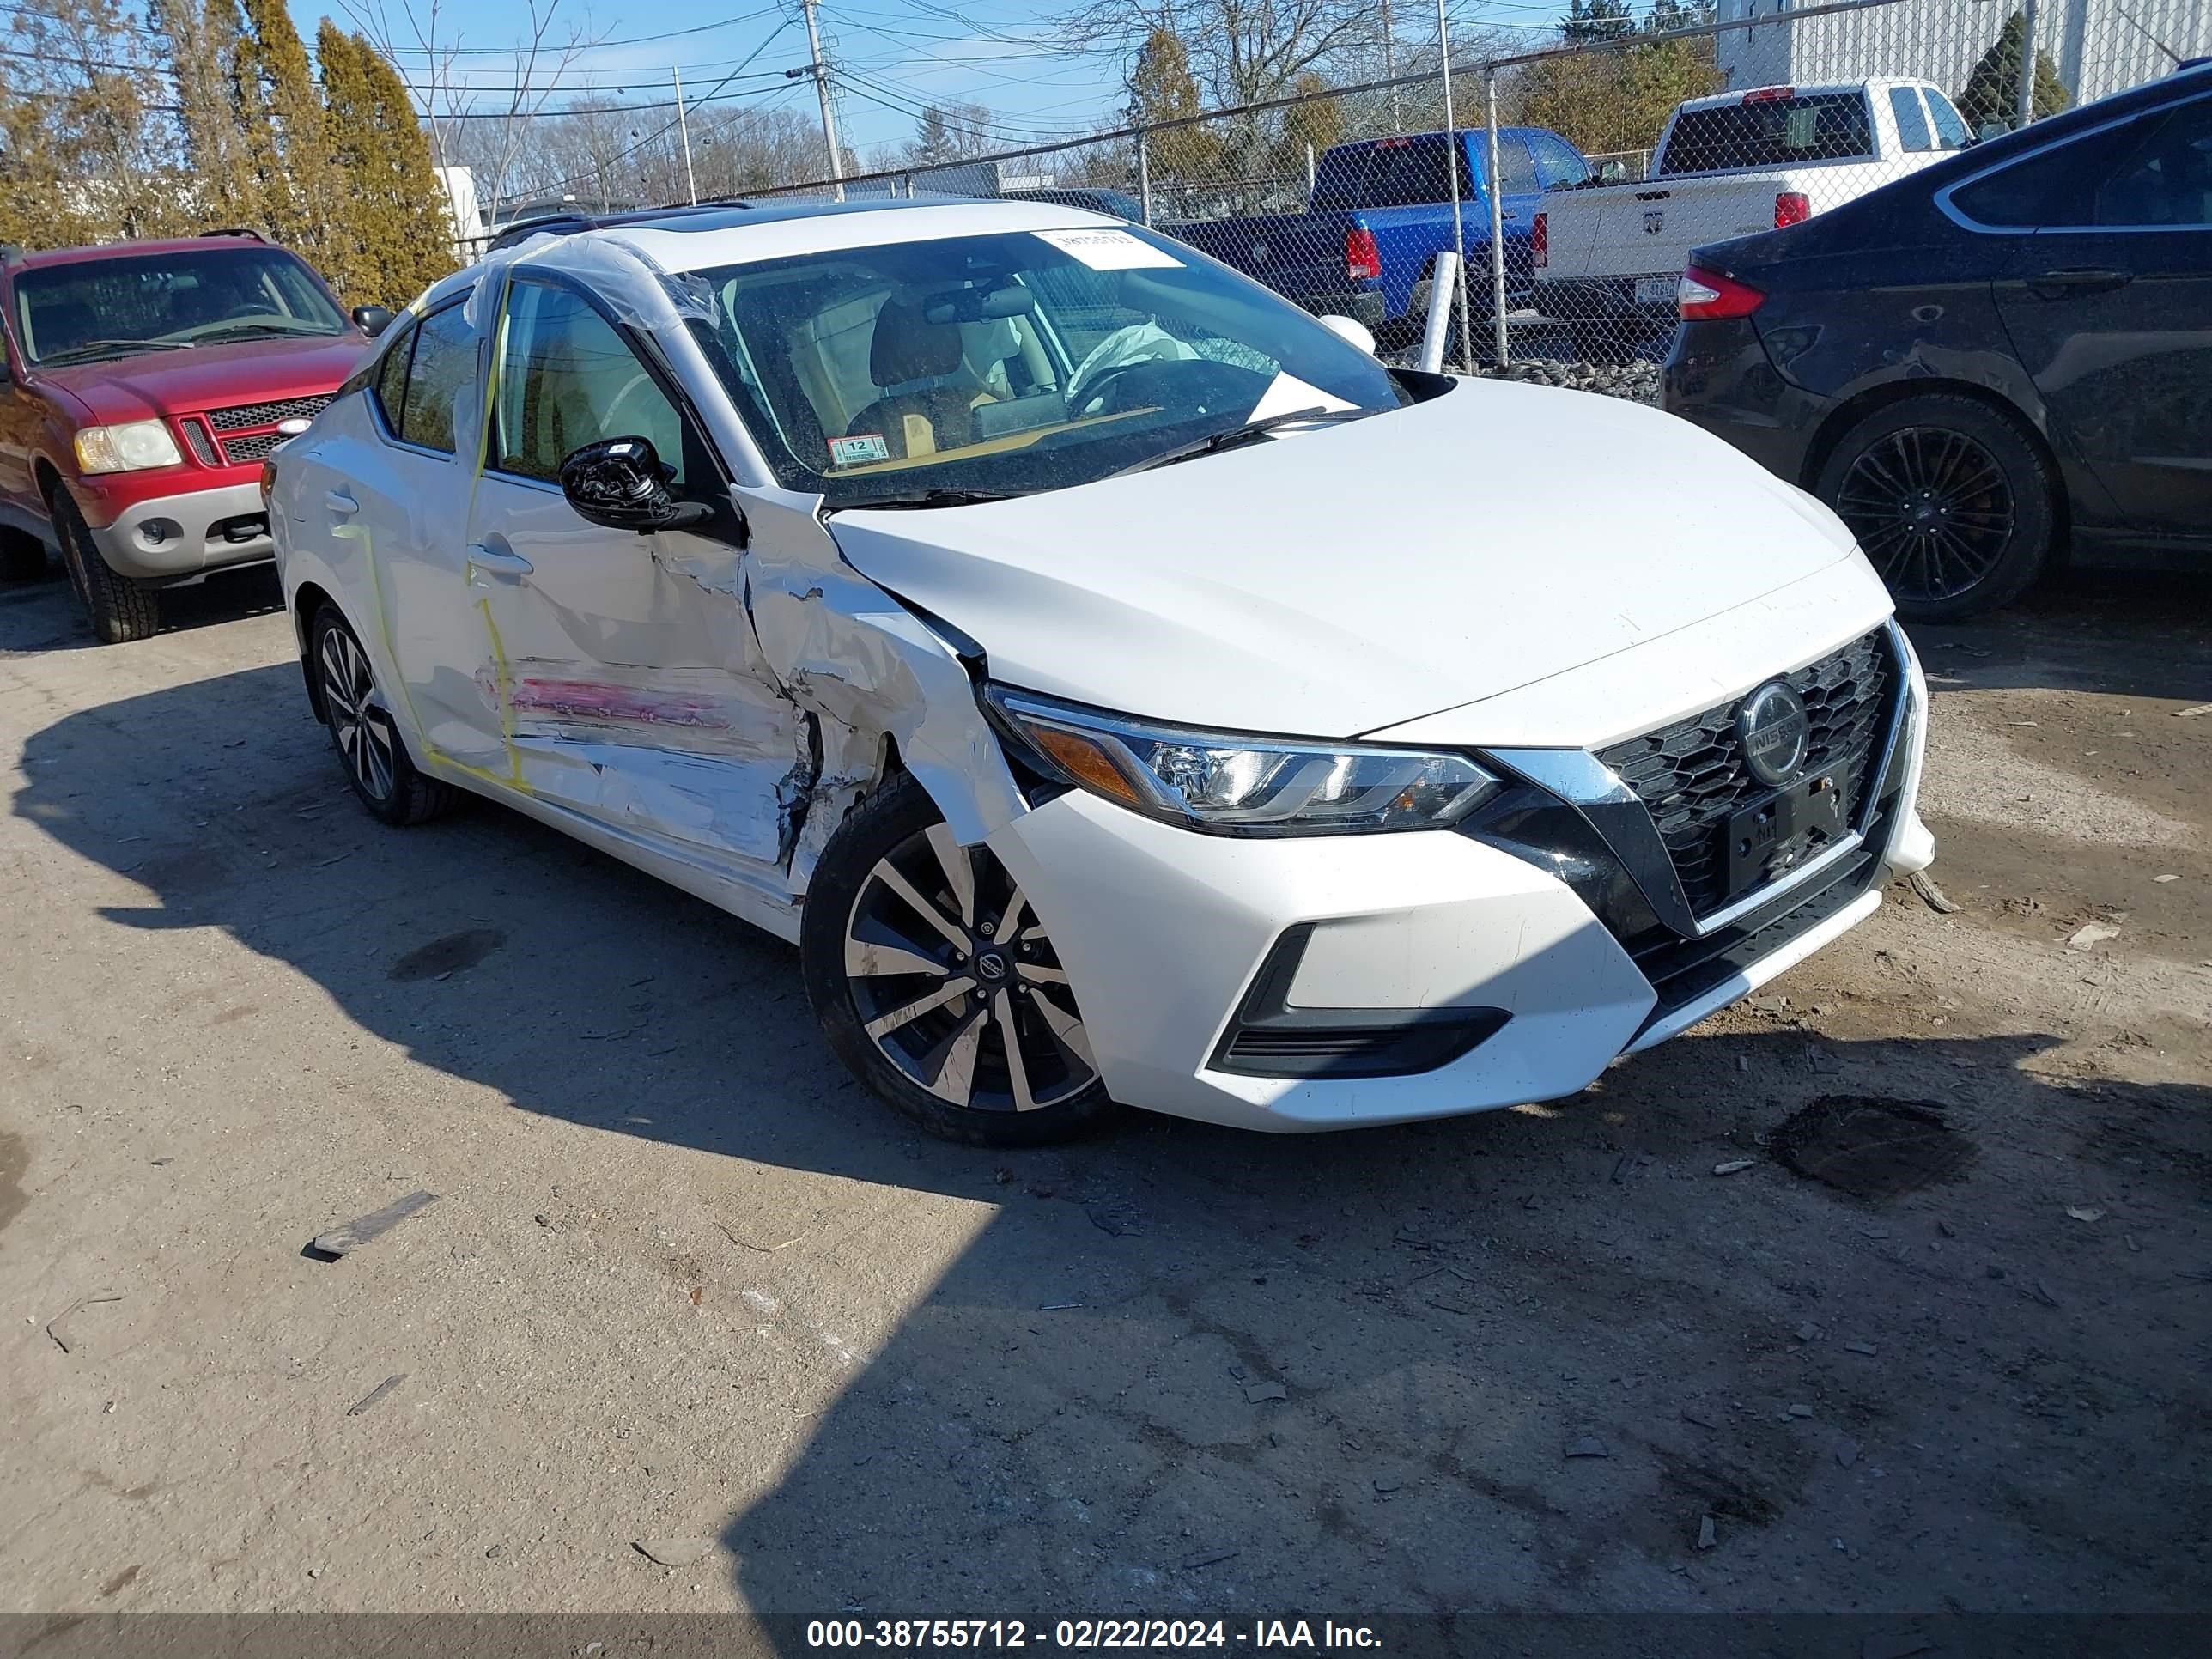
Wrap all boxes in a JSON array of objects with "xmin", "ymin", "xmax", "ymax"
[{"xmin": 1736, "ymin": 680, "xmax": 1810, "ymax": 788}]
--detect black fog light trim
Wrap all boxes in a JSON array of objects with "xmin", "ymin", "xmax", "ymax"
[{"xmin": 1211, "ymin": 922, "xmax": 1510, "ymax": 1080}]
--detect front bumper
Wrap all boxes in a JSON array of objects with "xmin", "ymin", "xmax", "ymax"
[
  {"xmin": 988, "ymin": 629, "xmax": 1929, "ymax": 1133},
  {"xmin": 72, "ymin": 478, "xmax": 274, "ymax": 581}
]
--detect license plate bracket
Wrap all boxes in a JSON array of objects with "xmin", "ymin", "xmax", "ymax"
[
  {"xmin": 1633, "ymin": 275, "xmax": 1677, "ymax": 306},
  {"xmin": 1723, "ymin": 774, "xmax": 1846, "ymax": 900}
]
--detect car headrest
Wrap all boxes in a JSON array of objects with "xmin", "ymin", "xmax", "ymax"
[{"xmin": 868, "ymin": 295, "xmax": 963, "ymax": 387}]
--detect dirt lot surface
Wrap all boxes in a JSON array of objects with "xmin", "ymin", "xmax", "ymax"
[{"xmin": 2, "ymin": 563, "xmax": 2207, "ymax": 1624}]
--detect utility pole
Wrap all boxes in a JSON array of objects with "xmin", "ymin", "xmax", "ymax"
[
  {"xmin": 1438, "ymin": 0, "xmax": 1470, "ymax": 371},
  {"xmin": 2014, "ymin": 0, "xmax": 2041, "ymax": 130},
  {"xmin": 672, "ymin": 65, "xmax": 698, "ymax": 204},
  {"xmin": 800, "ymin": 0, "xmax": 847, "ymax": 201},
  {"xmin": 1381, "ymin": 0, "xmax": 1401, "ymax": 129}
]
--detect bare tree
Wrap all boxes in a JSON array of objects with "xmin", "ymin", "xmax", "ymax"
[
  {"xmin": 1060, "ymin": 0, "xmax": 1376, "ymax": 110},
  {"xmin": 337, "ymin": 0, "xmax": 589, "ymax": 240}
]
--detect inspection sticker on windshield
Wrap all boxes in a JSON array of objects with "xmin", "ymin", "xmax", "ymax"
[
  {"xmin": 828, "ymin": 433, "xmax": 890, "ymax": 467},
  {"xmin": 1033, "ymin": 228, "xmax": 1183, "ymax": 271}
]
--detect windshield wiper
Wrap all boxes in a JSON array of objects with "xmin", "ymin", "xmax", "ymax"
[
  {"xmin": 1108, "ymin": 406, "xmax": 1371, "ymax": 479},
  {"xmin": 830, "ymin": 487, "xmax": 1027, "ymax": 511},
  {"xmin": 39, "ymin": 338, "xmax": 192, "ymax": 364},
  {"xmin": 195, "ymin": 321, "xmax": 332, "ymax": 343}
]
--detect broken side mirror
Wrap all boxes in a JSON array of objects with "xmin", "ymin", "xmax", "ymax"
[
  {"xmin": 351, "ymin": 305, "xmax": 394, "ymax": 338},
  {"xmin": 559, "ymin": 435, "xmax": 713, "ymax": 534}
]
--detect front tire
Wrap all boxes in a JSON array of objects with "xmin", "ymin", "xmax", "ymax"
[
  {"xmin": 801, "ymin": 775, "xmax": 1122, "ymax": 1146},
  {"xmin": 1815, "ymin": 394, "xmax": 2056, "ymax": 623},
  {"xmin": 46, "ymin": 483, "xmax": 159, "ymax": 642},
  {"xmin": 310, "ymin": 604, "xmax": 458, "ymax": 827}
]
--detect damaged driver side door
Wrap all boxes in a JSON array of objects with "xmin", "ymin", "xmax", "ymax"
[{"xmin": 459, "ymin": 273, "xmax": 810, "ymax": 893}]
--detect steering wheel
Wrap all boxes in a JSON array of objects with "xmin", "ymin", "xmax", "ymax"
[{"xmin": 1072, "ymin": 357, "xmax": 1272, "ymax": 420}]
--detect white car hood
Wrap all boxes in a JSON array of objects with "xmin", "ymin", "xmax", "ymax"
[{"xmin": 827, "ymin": 379, "xmax": 1863, "ymax": 739}]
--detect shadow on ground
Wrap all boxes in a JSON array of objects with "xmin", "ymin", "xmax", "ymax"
[
  {"xmin": 9, "ymin": 615, "xmax": 2209, "ymax": 1618},
  {"xmin": 0, "ymin": 562, "xmax": 283, "ymax": 653}
]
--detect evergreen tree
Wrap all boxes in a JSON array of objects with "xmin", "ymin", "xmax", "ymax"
[
  {"xmin": 1958, "ymin": 9, "xmax": 2071, "ymax": 133},
  {"xmin": 154, "ymin": 0, "xmax": 262, "ymax": 228},
  {"xmin": 1274, "ymin": 73, "xmax": 1343, "ymax": 176},
  {"xmin": 1127, "ymin": 27, "xmax": 1219, "ymax": 181},
  {"xmin": 314, "ymin": 21, "xmax": 374, "ymax": 301},
  {"xmin": 1563, "ymin": 0, "xmax": 1635, "ymax": 43},
  {"xmin": 239, "ymin": 0, "xmax": 337, "ymax": 265},
  {"xmin": 913, "ymin": 106, "xmax": 952, "ymax": 165},
  {"xmin": 353, "ymin": 34, "xmax": 459, "ymax": 303}
]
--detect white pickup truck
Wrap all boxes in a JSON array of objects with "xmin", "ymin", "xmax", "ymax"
[{"xmin": 1534, "ymin": 78, "xmax": 1973, "ymax": 346}]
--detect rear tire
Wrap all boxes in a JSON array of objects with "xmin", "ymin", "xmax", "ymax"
[
  {"xmin": 801, "ymin": 774, "xmax": 1123, "ymax": 1147},
  {"xmin": 46, "ymin": 483, "xmax": 159, "ymax": 643},
  {"xmin": 309, "ymin": 603, "xmax": 459, "ymax": 827},
  {"xmin": 1815, "ymin": 394, "xmax": 2056, "ymax": 623}
]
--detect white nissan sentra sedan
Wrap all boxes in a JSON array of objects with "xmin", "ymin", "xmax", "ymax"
[{"xmin": 268, "ymin": 198, "xmax": 1933, "ymax": 1146}]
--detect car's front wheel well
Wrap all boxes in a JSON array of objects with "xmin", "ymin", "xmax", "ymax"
[
  {"xmin": 291, "ymin": 580, "xmax": 338, "ymax": 723},
  {"xmin": 1799, "ymin": 379, "xmax": 2069, "ymax": 543}
]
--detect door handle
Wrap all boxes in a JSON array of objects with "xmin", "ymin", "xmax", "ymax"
[
  {"xmin": 325, "ymin": 488, "xmax": 358, "ymax": 515},
  {"xmin": 465, "ymin": 543, "xmax": 532, "ymax": 584},
  {"xmin": 2025, "ymin": 268, "xmax": 2132, "ymax": 298}
]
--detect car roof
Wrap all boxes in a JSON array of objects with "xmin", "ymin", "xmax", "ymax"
[
  {"xmin": 495, "ymin": 195, "xmax": 1128, "ymax": 276},
  {"xmin": 1673, "ymin": 79, "xmax": 1928, "ymax": 115},
  {"xmin": 3, "ymin": 231, "xmax": 277, "ymax": 270},
  {"xmin": 489, "ymin": 194, "xmax": 1024, "ymax": 251}
]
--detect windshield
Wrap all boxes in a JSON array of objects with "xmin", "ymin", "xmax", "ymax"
[
  {"xmin": 14, "ymin": 246, "xmax": 348, "ymax": 365},
  {"xmin": 683, "ymin": 225, "xmax": 1411, "ymax": 507}
]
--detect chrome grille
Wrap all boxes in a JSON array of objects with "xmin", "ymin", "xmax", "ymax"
[
  {"xmin": 206, "ymin": 394, "xmax": 332, "ymax": 433},
  {"xmin": 1596, "ymin": 630, "xmax": 1896, "ymax": 918}
]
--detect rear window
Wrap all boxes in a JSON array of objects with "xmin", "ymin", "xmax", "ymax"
[
  {"xmin": 1658, "ymin": 93, "xmax": 1875, "ymax": 176},
  {"xmin": 1312, "ymin": 136, "xmax": 1475, "ymax": 210}
]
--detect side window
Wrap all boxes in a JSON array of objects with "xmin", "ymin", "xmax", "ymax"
[
  {"xmin": 2093, "ymin": 100, "xmax": 2212, "ymax": 228},
  {"xmin": 1531, "ymin": 133, "xmax": 1592, "ymax": 189},
  {"xmin": 492, "ymin": 281, "xmax": 688, "ymax": 485},
  {"xmin": 1925, "ymin": 89, "xmax": 1971, "ymax": 152},
  {"xmin": 398, "ymin": 303, "xmax": 474, "ymax": 454},
  {"xmin": 370, "ymin": 323, "xmax": 416, "ymax": 432},
  {"xmin": 1890, "ymin": 87, "xmax": 1933, "ymax": 155},
  {"xmin": 1953, "ymin": 100, "xmax": 2212, "ymax": 228},
  {"xmin": 1494, "ymin": 135, "xmax": 1538, "ymax": 195}
]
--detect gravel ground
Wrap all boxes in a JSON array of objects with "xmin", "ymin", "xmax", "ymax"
[{"xmin": 1, "ymin": 561, "xmax": 2207, "ymax": 1626}]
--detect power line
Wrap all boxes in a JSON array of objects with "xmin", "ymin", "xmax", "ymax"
[
  {"xmin": 376, "ymin": 9, "xmax": 791, "ymax": 57},
  {"xmin": 527, "ymin": 17, "xmax": 799, "ymax": 198}
]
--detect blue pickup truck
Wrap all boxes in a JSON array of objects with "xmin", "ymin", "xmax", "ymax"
[{"xmin": 1167, "ymin": 127, "xmax": 1598, "ymax": 340}]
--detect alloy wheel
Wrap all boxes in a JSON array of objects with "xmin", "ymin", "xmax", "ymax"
[
  {"xmin": 1833, "ymin": 425, "xmax": 2016, "ymax": 605},
  {"xmin": 842, "ymin": 823, "xmax": 1097, "ymax": 1115},
  {"xmin": 319, "ymin": 626, "xmax": 398, "ymax": 805}
]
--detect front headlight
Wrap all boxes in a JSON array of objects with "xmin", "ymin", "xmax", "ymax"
[
  {"xmin": 74, "ymin": 420, "xmax": 183, "ymax": 475},
  {"xmin": 986, "ymin": 686, "xmax": 1498, "ymax": 836}
]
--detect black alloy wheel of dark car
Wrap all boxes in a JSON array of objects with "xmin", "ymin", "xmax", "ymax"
[
  {"xmin": 46, "ymin": 482, "xmax": 161, "ymax": 643},
  {"xmin": 801, "ymin": 773, "xmax": 1122, "ymax": 1146},
  {"xmin": 310, "ymin": 604, "xmax": 458, "ymax": 827},
  {"xmin": 1815, "ymin": 393, "xmax": 2057, "ymax": 623}
]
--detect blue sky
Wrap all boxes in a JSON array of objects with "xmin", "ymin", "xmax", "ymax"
[
  {"xmin": 309, "ymin": 1, "xmax": 1137, "ymax": 161},
  {"xmin": 308, "ymin": 1, "xmax": 1580, "ymax": 166}
]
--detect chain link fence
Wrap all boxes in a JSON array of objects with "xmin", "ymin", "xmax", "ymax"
[{"xmin": 737, "ymin": 0, "xmax": 2198, "ymax": 386}]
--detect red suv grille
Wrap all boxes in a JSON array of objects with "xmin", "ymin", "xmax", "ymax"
[
  {"xmin": 206, "ymin": 394, "xmax": 332, "ymax": 433},
  {"xmin": 196, "ymin": 393, "xmax": 333, "ymax": 466}
]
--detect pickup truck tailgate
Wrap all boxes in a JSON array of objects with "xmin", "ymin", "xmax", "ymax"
[{"xmin": 1551, "ymin": 174, "xmax": 1795, "ymax": 280}]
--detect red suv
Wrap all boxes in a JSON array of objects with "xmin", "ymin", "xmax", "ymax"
[{"xmin": 0, "ymin": 231, "xmax": 390, "ymax": 642}]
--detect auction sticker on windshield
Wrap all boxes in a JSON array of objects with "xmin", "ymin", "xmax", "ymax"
[{"xmin": 1032, "ymin": 228, "xmax": 1184, "ymax": 270}]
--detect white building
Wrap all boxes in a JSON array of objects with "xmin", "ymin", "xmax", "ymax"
[{"xmin": 1715, "ymin": 0, "xmax": 2205, "ymax": 108}]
